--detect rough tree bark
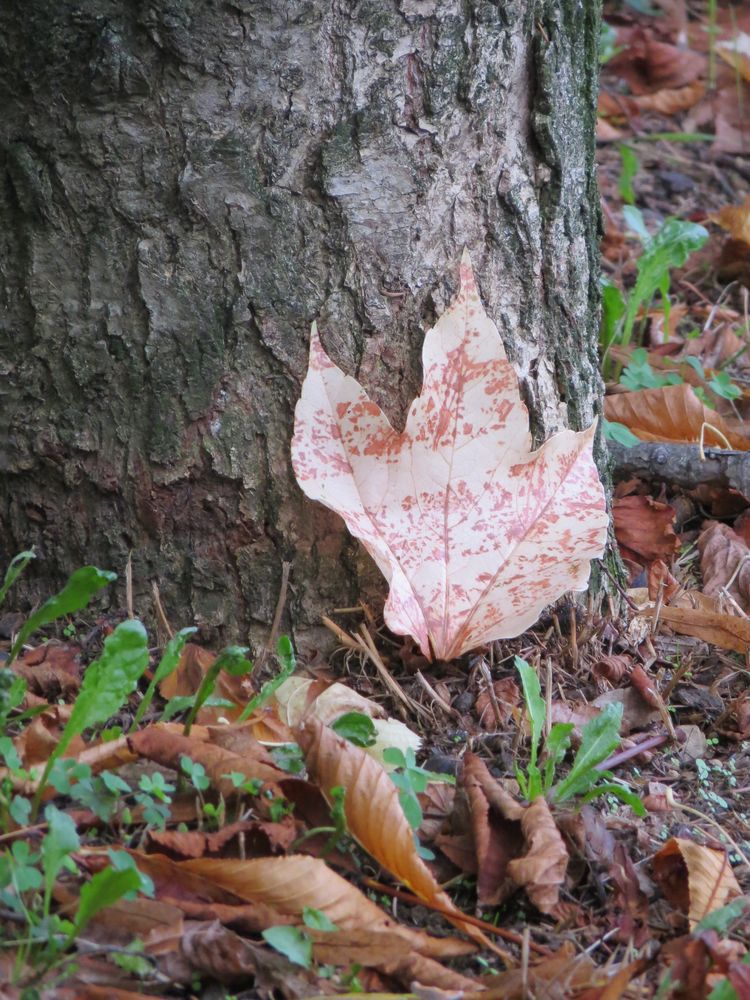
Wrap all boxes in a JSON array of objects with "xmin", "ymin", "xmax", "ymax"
[{"xmin": 0, "ymin": 0, "xmax": 605, "ymax": 648}]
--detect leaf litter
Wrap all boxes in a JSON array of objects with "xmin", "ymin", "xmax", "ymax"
[{"xmin": 2, "ymin": 4, "xmax": 750, "ymax": 997}]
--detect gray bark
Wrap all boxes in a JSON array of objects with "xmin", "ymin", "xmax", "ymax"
[
  {"xmin": 0, "ymin": 0, "xmax": 604, "ymax": 648},
  {"xmin": 610, "ymin": 441, "xmax": 750, "ymax": 499}
]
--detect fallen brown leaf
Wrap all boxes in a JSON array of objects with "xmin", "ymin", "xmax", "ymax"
[
  {"xmin": 16, "ymin": 707, "xmax": 85, "ymax": 767},
  {"xmin": 653, "ymin": 838, "xmax": 742, "ymax": 928},
  {"xmin": 604, "ymin": 383, "xmax": 750, "ymax": 449},
  {"xmin": 309, "ymin": 927, "xmax": 479, "ymax": 991},
  {"xmin": 176, "ymin": 854, "xmax": 474, "ymax": 960},
  {"xmin": 592, "ymin": 655, "xmax": 631, "ymax": 685},
  {"xmin": 158, "ymin": 919, "xmax": 319, "ymax": 996},
  {"xmin": 507, "ymin": 796, "xmax": 569, "ymax": 915},
  {"xmin": 159, "ymin": 643, "xmax": 251, "ymax": 722},
  {"xmin": 647, "ymin": 559, "xmax": 680, "ymax": 602},
  {"xmin": 459, "ymin": 753, "xmax": 525, "ymax": 906},
  {"xmin": 613, "ymin": 495, "xmax": 679, "ymax": 564},
  {"xmin": 147, "ymin": 817, "xmax": 296, "ymax": 860},
  {"xmin": 712, "ymin": 193, "xmax": 750, "ymax": 245},
  {"xmin": 476, "ymin": 678, "xmax": 520, "ymax": 729},
  {"xmin": 298, "ymin": 717, "xmax": 486, "ymax": 946},
  {"xmin": 463, "ymin": 941, "xmax": 599, "ymax": 999},
  {"xmin": 608, "ymin": 28, "xmax": 706, "ymax": 94},
  {"xmin": 645, "ymin": 604, "xmax": 750, "ymax": 653},
  {"xmin": 127, "ymin": 724, "xmax": 287, "ymax": 795},
  {"xmin": 632, "ymin": 80, "xmax": 705, "ymax": 115},
  {"xmin": 698, "ymin": 521, "xmax": 750, "ymax": 611}
]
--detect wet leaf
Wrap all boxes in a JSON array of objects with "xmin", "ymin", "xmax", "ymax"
[{"xmin": 292, "ymin": 253, "xmax": 607, "ymax": 660}]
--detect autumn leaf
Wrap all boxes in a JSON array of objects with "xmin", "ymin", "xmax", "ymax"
[
  {"xmin": 652, "ymin": 838, "xmax": 742, "ymax": 929},
  {"xmin": 175, "ymin": 854, "xmax": 473, "ymax": 960},
  {"xmin": 639, "ymin": 603, "xmax": 750, "ymax": 654},
  {"xmin": 292, "ymin": 252, "xmax": 607, "ymax": 660},
  {"xmin": 297, "ymin": 717, "xmax": 480, "ymax": 938},
  {"xmin": 698, "ymin": 521, "xmax": 750, "ymax": 611},
  {"xmin": 127, "ymin": 725, "xmax": 288, "ymax": 795},
  {"xmin": 604, "ymin": 383, "xmax": 750, "ymax": 450},
  {"xmin": 613, "ymin": 495, "xmax": 679, "ymax": 564}
]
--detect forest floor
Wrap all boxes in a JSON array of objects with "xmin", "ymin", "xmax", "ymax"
[{"xmin": 2, "ymin": 3, "xmax": 750, "ymax": 999}]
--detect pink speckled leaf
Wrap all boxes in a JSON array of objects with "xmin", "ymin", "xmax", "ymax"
[{"xmin": 292, "ymin": 252, "xmax": 608, "ymax": 661}]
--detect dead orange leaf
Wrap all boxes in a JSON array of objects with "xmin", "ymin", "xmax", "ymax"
[
  {"xmin": 632, "ymin": 80, "xmax": 705, "ymax": 115},
  {"xmin": 297, "ymin": 717, "xmax": 486, "ymax": 945},
  {"xmin": 127, "ymin": 724, "xmax": 287, "ymax": 796}
]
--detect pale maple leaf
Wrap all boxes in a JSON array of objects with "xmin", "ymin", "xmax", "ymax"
[{"xmin": 292, "ymin": 252, "xmax": 608, "ymax": 660}]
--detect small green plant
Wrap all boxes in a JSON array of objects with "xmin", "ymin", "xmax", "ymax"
[
  {"xmin": 262, "ymin": 906, "xmax": 338, "ymax": 969},
  {"xmin": 129, "ymin": 626, "xmax": 197, "ymax": 733},
  {"xmin": 30, "ymin": 618, "xmax": 150, "ymax": 819},
  {"xmin": 601, "ymin": 208, "xmax": 708, "ymax": 362},
  {"xmin": 331, "ymin": 712, "xmax": 377, "ymax": 748},
  {"xmin": 383, "ymin": 746, "xmax": 456, "ymax": 859},
  {"xmin": 8, "ymin": 565, "xmax": 117, "ymax": 667},
  {"xmin": 182, "ymin": 645, "xmax": 253, "ymax": 736},
  {"xmin": 514, "ymin": 657, "xmax": 645, "ymax": 814},
  {"xmin": 0, "ymin": 549, "xmax": 36, "ymax": 608},
  {"xmin": 618, "ymin": 145, "xmax": 639, "ymax": 205},
  {"xmin": 236, "ymin": 634, "xmax": 297, "ymax": 723},
  {"xmin": 0, "ymin": 805, "xmax": 141, "ymax": 987},
  {"xmin": 134, "ymin": 771, "xmax": 175, "ymax": 829},
  {"xmin": 599, "ymin": 22, "xmax": 624, "ymax": 64},
  {"xmin": 180, "ymin": 755, "xmax": 225, "ymax": 828},
  {"xmin": 270, "ymin": 743, "xmax": 306, "ymax": 774}
]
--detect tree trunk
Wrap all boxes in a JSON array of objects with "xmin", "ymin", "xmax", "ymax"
[{"xmin": 0, "ymin": 0, "xmax": 604, "ymax": 649}]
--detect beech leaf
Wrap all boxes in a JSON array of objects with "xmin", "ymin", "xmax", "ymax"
[{"xmin": 292, "ymin": 252, "xmax": 607, "ymax": 660}]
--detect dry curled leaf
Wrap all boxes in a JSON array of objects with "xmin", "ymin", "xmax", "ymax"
[
  {"xmin": 507, "ymin": 796, "xmax": 569, "ymax": 915},
  {"xmin": 604, "ymin": 383, "xmax": 750, "ymax": 450},
  {"xmin": 652, "ymin": 838, "xmax": 742, "ymax": 928},
  {"xmin": 642, "ymin": 603, "xmax": 750, "ymax": 654},
  {"xmin": 698, "ymin": 521, "xmax": 750, "ymax": 611},
  {"xmin": 609, "ymin": 29, "xmax": 707, "ymax": 94},
  {"xmin": 176, "ymin": 854, "xmax": 472, "ymax": 961},
  {"xmin": 613, "ymin": 495, "xmax": 679, "ymax": 564},
  {"xmin": 592, "ymin": 654, "xmax": 632, "ymax": 685},
  {"xmin": 632, "ymin": 80, "xmax": 705, "ymax": 115},
  {"xmin": 292, "ymin": 252, "xmax": 607, "ymax": 660},
  {"xmin": 475, "ymin": 677, "xmax": 520, "ymax": 730},
  {"xmin": 297, "ymin": 717, "xmax": 484, "ymax": 945},
  {"xmin": 648, "ymin": 559, "xmax": 680, "ymax": 602},
  {"xmin": 127, "ymin": 725, "xmax": 287, "ymax": 796},
  {"xmin": 712, "ymin": 193, "xmax": 750, "ymax": 245},
  {"xmin": 459, "ymin": 753, "xmax": 525, "ymax": 907}
]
